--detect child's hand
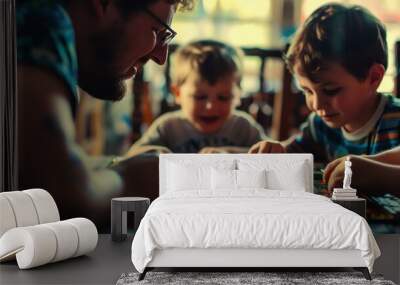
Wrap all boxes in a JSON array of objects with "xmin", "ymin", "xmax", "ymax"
[
  {"xmin": 248, "ymin": 140, "xmax": 286, "ymax": 153},
  {"xmin": 199, "ymin": 147, "xmax": 228, "ymax": 154},
  {"xmin": 324, "ymin": 155, "xmax": 365, "ymax": 191},
  {"xmin": 323, "ymin": 157, "xmax": 347, "ymax": 191},
  {"xmin": 124, "ymin": 145, "xmax": 172, "ymax": 158}
]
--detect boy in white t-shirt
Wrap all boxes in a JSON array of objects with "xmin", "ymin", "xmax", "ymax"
[{"xmin": 127, "ymin": 40, "xmax": 266, "ymax": 155}]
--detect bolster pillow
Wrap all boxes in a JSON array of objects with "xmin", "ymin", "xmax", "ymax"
[{"xmin": 0, "ymin": 218, "xmax": 98, "ymax": 269}]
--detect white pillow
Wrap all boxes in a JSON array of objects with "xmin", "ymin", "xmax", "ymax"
[
  {"xmin": 167, "ymin": 162, "xmax": 210, "ymax": 191},
  {"xmin": 238, "ymin": 159, "xmax": 308, "ymax": 191},
  {"xmin": 211, "ymin": 169, "xmax": 268, "ymax": 191},
  {"xmin": 236, "ymin": 169, "xmax": 267, "ymax": 189},
  {"xmin": 166, "ymin": 159, "xmax": 236, "ymax": 192},
  {"xmin": 211, "ymin": 168, "xmax": 236, "ymax": 190},
  {"xmin": 267, "ymin": 164, "xmax": 307, "ymax": 191}
]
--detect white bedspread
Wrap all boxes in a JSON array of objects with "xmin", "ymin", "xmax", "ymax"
[{"xmin": 131, "ymin": 190, "xmax": 380, "ymax": 273}]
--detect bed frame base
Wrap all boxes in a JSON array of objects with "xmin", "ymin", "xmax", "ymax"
[
  {"xmin": 138, "ymin": 268, "xmax": 150, "ymax": 281},
  {"xmin": 137, "ymin": 267, "xmax": 371, "ymax": 281},
  {"xmin": 137, "ymin": 248, "xmax": 371, "ymax": 280},
  {"xmin": 354, "ymin": 267, "xmax": 372, "ymax": 280}
]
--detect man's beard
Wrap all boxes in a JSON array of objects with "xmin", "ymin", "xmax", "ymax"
[
  {"xmin": 78, "ymin": 71, "xmax": 126, "ymax": 102},
  {"xmin": 77, "ymin": 26, "xmax": 127, "ymax": 102}
]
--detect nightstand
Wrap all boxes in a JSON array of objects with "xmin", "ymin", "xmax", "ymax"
[
  {"xmin": 332, "ymin": 198, "xmax": 366, "ymax": 218},
  {"xmin": 111, "ymin": 197, "xmax": 150, "ymax": 242}
]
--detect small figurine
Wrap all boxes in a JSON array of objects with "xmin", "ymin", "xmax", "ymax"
[
  {"xmin": 342, "ymin": 156, "xmax": 353, "ymax": 189},
  {"xmin": 332, "ymin": 156, "xmax": 357, "ymax": 199}
]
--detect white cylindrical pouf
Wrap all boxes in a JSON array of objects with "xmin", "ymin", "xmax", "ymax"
[
  {"xmin": 0, "ymin": 226, "xmax": 57, "ymax": 269},
  {"xmin": 23, "ymin": 189, "xmax": 60, "ymax": 223},
  {"xmin": 0, "ymin": 195, "xmax": 17, "ymax": 237},
  {"xmin": 1, "ymin": 191, "xmax": 39, "ymax": 227},
  {"xmin": 42, "ymin": 221, "xmax": 79, "ymax": 262},
  {"xmin": 65, "ymin": 218, "xmax": 98, "ymax": 257}
]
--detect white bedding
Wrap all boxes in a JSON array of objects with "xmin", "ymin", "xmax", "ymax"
[{"xmin": 131, "ymin": 191, "xmax": 380, "ymax": 273}]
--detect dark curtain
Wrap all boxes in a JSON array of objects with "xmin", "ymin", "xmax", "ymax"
[{"xmin": 0, "ymin": 0, "xmax": 17, "ymax": 192}]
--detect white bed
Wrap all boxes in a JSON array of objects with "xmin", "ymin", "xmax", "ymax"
[{"xmin": 131, "ymin": 154, "xmax": 380, "ymax": 280}]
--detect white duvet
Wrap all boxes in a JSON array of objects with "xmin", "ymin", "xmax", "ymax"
[{"xmin": 131, "ymin": 190, "xmax": 380, "ymax": 273}]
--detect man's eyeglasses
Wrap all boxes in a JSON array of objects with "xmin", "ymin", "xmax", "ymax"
[{"xmin": 144, "ymin": 8, "xmax": 177, "ymax": 47}]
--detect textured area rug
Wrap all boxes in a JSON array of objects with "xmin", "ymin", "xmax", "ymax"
[{"xmin": 116, "ymin": 271, "xmax": 395, "ymax": 285}]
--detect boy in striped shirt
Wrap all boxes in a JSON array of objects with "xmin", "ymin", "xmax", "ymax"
[
  {"xmin": 250, "ymin": 3, "xmax": 400, "ymax": 165},
  {"xmin": 249, "ymin": 4, "xmax": 400, "ymax": 222}
]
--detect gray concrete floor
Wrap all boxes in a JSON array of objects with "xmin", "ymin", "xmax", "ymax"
[
  {"xmin": 1, "ymin": 234, "xmax": 398, "ymax": 285},
  {"xmin": 0, "ymin": 235, "xmax": 134, "ymax": 285}
]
